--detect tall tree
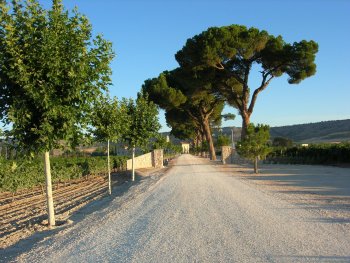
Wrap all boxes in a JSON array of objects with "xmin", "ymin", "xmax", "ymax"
[
  {"xmin": 0, "ymin": 0, "xmax": 114, "ymax": 226},
  {"xmin": 143, "ymin": 69, "xmax": 224, "ymax": 160},
  {"xmin": 175, "ymin": 25, "xmax": 318, "ymax": 139},
  {"xmin": 122, "ymin": 93, "xmax": 160, "ymax": 181},
  {"xmin": 91, "ymin": 95, "xmax": 128, "ymax": 195},
  {"xmin": 165, "ymin": 108, "xmax": 198, "ymax": 142},
  {"xmin": 236, "ymin": 123, "xmax": 271, "ymax": 173}
]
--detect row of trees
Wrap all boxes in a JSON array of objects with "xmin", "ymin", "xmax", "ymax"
[
  {"xmin": 0, "ymin": 0, "xmax": 160, "ymax": 226},
  {"xmin": 142, "ymin": 24, "xmax": 318, "ymax": 160}
]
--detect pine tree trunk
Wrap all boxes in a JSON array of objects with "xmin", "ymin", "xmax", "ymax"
[
  {"xmin": 241, "ymin": 113, "xmax": 250, "ymax": 140},
  {"xmin": 44, "ymin": 151, "xmax": 55, "ymax": 226},
  {"xmin": 132, "ymin": 147, "xmax": 135, "ymax": 181},
  {"xmin": 107, "ymin": 140, "xmax": 111, "ymax": 195},
  {"xmin": 203, "ymin": 119, "xmax": 216, "ymax": 161},
  {"xmin": 254, "ymin": 157, "xmax": 258, "ymax": 174}
]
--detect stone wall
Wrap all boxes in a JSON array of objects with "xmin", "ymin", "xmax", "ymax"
[
  {"xmin": 221, "ymin": 146, "xmax": 233, "ymax": 164},
  {"xmin": 152, "ymin": 149, "xmax": 164, "ymax": 168},
  {"xmin": 126, "ymin": 149, "xmax": 163, "ymax": 170}
]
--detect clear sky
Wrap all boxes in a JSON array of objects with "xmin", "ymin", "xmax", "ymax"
[{"xmin": 42, "ymin": 0, "xmax": 350, "ymax": 131}]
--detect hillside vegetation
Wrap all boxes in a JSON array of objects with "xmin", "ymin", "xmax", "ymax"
[{"xmin": 216, "ymin": 119, "xmax": 350, "ymax": 143}]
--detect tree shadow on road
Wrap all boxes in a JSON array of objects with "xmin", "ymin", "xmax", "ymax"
[{"xmin": 234, "ymin": 164, "xmax": 350, "ymax": 223}]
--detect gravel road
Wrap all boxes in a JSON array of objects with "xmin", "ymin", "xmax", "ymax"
[{"xmin": 3, "ymin": 154, "xmax": 350, "ymax": 262}]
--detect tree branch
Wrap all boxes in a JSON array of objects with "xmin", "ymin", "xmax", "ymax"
[
  {"xmin": 242, "ymin": 62, "xmax": 252, "ymax": 111},
  {"xmin": 248, "ymin": 75, "xmax": 274, "ymax": 115},
  {"xmin": 213, "ymin": 62, "xmax": 225, "ymax": 70},
  {"xmin": 186, "ymin": 109, "xmax": 201, "ymax": 125}
]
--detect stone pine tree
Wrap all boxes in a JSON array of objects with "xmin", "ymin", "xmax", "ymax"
[
  {"xmin": 175, "ymin": 25, "xmax": 318, "ymax": 139},
  {"xmin": 0, "ymin": 0, "xmax": 114, "ymax": 226},
  {"xmin": 122, "ymin": 93, "xmax": 160, "ymax": 181},
  {"xmin": 236, "ymin": 124, "xmax": 271, "ymax": 174},
  {"xmin": 165, "ymin": 108, "xmax": 198, "ymax": 143},
  {"xmin": 91, "ymin": 95, "xmax": 129, "ymax": 195},
  {"xmin": 143, "ymin": 69, "xmax": 224, "ymax": 160}
]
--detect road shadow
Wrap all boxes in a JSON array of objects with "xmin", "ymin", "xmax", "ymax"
[
  {"xmin": 243, "ymin": 164, "xmax": 350, "ymax": 197},
  {"xmin": 275, "ymin": 254, "xmax": 350, "ymax": 262},
  {"xmin": 232, "ymin": 164, "xmax": 350, "ymax": 222}
]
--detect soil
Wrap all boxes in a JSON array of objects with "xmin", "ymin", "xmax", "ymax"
[{"xmin": 0, "ymin": 171, "xmax": 130, "ymax": 249}]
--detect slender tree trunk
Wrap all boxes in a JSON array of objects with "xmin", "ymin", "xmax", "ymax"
[
  {"xmin": 241, "ymin": 112, "xmax": 250, "ymax": 140},
  {"xmin": 44, "ymin": 151, "xmax": 55, "ymax": 226},
  {"xmin": 254, "ymin": 157, "xmax": 258, "ymax": 174},
  {"xmin": 200, "ymin": 129, "xmax": 205, "ymax": 157},
  {"xmin": 107, "ymin": 140, "xmax": 111, "ymax": 195},
  {"xmin": 195, "ymin": 131, "xmax": 201, "ymax": 155},
  {"xmin": 132, "ymin": 147, "xmax": 135, "ymax": 181},
  {"xmin": 202, "ymin": 119, "xmax": 216, "ymax": 161}
]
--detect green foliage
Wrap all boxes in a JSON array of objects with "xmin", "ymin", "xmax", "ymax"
[
  {"xmin": 142, "ymin": 73, "xmax": 187, "ymax": 111},
  {"xmin": 152, "ymin": 134, "xmax": 168, "ymax": 150},
  {"xmin": 0, "ymin": 155, "xmax": 128, "ymax": 192},
  {"xmin": 91, "ymin": 95, "xmax": 129, "ymax": 142},
  {"xmin": 143, "ymin": 67, "xmax": 225, "ymax": 160},
  {"xmin": 266, "ymin": 143, "xmax": 350, "ymax": 165},
  {"xmin": 236, "ymin": 123, "xmax": 271, "ymax": 161},
  {"xmin": 166, "ymin": 108, "xmax": 197, "ymax": 140},
  {"xmin": 176, "ymin": 25, "xmax": 318, "ymax": 83},
  {"xmin": 175, "ymin": 24, "xmax": 318, "ymax": 138},
  {"xmin": 151, "ymin": 134, "xmax": 182, "ymax": 159},
  {"xmin": 122, "ymin": 93, "xmax": 161, "ymax": 150},
  {"xmin": 216, "ymin": 134, "xmax": 231, "ymax": 147},
  {"xmin": 222, "ymin": 113, "xmax": 236, "ymax": 122},
  {"xmin": 0, "ymin": 0, "xmax": 114, "ymax": 153}
]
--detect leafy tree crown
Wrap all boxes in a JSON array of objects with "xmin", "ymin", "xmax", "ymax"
[{"xmin": 0, "ymin": 0, "xmax": 114, "ymax": 153}]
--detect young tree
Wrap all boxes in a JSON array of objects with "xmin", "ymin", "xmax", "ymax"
[
  {"xmin": 216, "ymin": 134, "xmax": 231, "ymax": 148},
  {"xmin": 176, "ymin": 25, "xmax": 318, "ymax": 139},
  {"xmin": 91, "ymin": 95, "xmax": 128, "ymax": 195},
  {"xmin": 236, "ymin": 124, "xmax": 271, "ymax": 174},
  {"xmin": 0, "ymin": 0, "xmax": 114, "ymax": 226},
  {"xmin": 122, "ymin": 93, "xmax": 160, "ymax": 181},
  {"xmin": 152, "ymin": 133, "xmax": 168, "ymax": 150}
]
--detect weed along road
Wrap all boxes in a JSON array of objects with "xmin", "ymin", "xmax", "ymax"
[{"xmin": 5, "ymin": 154, "xmax": 350, "ymax": 262}]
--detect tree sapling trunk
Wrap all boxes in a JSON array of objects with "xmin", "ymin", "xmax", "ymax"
[
  {"xmin": 107, "ymin": 139, "xmax": 111, "ymax": 195},
  {"xmin": 44, "ymin": 151, "xmax": 55, "ymax": 226},
  {"xmin": 132, "ymin": 147, "xmax": 135, "ymax": 181},
  {"xmin": 254, "ymin": 156, "xmax": 259, "ymax": 174}
]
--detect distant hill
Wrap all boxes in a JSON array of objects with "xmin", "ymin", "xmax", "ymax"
[
  {"xmin": 168, "ymin": 119, "xmax": 350, "ymax": 144},
  {"xmin": 269, "ymin": 119, "xmax": 350, "ymax": 143}
]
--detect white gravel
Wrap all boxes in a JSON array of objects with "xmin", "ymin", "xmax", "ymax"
[{"xmin": 3, "ymin": 154, "xmax": 350, "ymax": 262}]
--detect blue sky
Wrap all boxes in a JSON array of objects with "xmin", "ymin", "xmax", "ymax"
[{"xmin": 43, "ymin": 0, "xmax": 350, "ymax": 131}]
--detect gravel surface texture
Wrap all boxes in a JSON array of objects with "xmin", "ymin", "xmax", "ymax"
[{"xmin": 2, "ymin": 154, "xmax": 350, "ymax": 262}]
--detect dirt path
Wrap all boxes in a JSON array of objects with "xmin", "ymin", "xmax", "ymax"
[{"xmin": 2, "ymin": 154, "xmax": 350, "ymax": 262}]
